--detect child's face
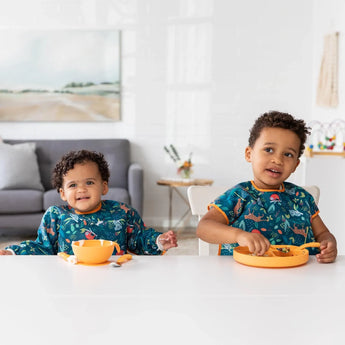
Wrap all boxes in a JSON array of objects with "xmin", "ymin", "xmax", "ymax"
[
  {"xmin": 245, "ymin": 127, "xmax": 300, "ymax": 189},
  {"xmin": 59, "ymin": 161, "xmax": 108, "ymax": 213}
]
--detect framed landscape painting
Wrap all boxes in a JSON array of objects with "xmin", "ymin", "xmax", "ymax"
[{"xmin": 0, "ymin": 29, "xmax": 121, "ymax": 122}]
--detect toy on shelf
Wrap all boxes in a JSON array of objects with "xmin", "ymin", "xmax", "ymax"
[{"xmin": 305, "ymin": 119, "xmax": 345, "ymax": 158}]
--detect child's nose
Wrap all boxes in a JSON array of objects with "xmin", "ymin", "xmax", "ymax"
[
  {"xmin": 78, "ymin": 184, "xmax": 88, "ymax": 191},
  {"xmin": 271, "ymin": 154, "xmax": 283, "ymax": 165}
]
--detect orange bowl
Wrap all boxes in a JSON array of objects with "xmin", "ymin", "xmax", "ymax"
[{"xmin": 72, "ymin": 239, "xmax": 120, "ymax": 264}]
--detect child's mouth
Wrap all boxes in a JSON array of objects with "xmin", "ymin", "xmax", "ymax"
[
  {"xmin": 77, "ymin": 197, "xmax": 90, "ymax": 201},
  {"xmin": 266, "ymin": 169, "xmax": 281, "ymax": 176}
]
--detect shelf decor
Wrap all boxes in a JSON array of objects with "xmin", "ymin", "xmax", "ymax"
[
  {"xmin": 305, "ymin": 119, "xmax": 345, "ymax": 157},
  {"xmin": 164, "ymin": 144, "xmax": 193, "ymax": 179}
]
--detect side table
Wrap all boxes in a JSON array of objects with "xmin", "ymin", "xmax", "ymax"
[{"xmin": 156, "ymin": 178, "xmax": 213, "ymax": 229}]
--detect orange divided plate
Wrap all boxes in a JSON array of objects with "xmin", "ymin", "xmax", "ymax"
[{"xmin": 233, "ymin": 245, "xmax": 311, "ymax": 268}]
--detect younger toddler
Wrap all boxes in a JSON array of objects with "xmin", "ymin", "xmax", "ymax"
[{"xmin": 0, "ymin": 150, "xmax": 177, "ymax": 255}]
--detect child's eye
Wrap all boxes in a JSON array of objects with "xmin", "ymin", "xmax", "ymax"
[
  {"xmin": 285, "ymin": 152, "xmax": 294, "ymax": 158},
  {"xmin": 68, "ymin": 183, "xmax": 76, "ymax": 188},
  {"xmin": 86, "ymin": 181, "xmax": 94, "ymax": 185},
  {"xmin": 264, "ymin": 147, "xmax": 273, "ymax": 153}
]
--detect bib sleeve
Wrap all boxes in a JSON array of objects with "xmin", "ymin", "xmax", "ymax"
[
  {"xmin": 125, "ymin": 205, "xmax": 162, "ymax": 255},
  {"xmin": 6, "ymin": 207, "xmax": 59, "ymax": 255},
  {"xmin": 209, "ymin": 187, "xmax": 246, "ymax": 225}
]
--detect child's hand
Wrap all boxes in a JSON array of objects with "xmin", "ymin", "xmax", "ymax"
[
  {"xmin": 158, "ymin": 230, "xmax": 178, "ymax": 250},
  {"xmin": 236, "ymin": 231, "xmax": 270, "ymax": 256},
  {"xmin": 0, "ymin": 250, "xmax": 13, "ymax": 255},
  {"xmin": 316, "ymin": 239, "xmax": 337, "ymax": 263}
]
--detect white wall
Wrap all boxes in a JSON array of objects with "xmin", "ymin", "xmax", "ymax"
[
  {"xmin": 309, "ymin": 0, "xmax": 345, "ymax": 254},
  {"xmin": 0, "ymin": 1, "xmax": 314, "ymax": 228}
]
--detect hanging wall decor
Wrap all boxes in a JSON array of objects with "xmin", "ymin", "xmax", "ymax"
[
  {"xmin": 316, "ymin": 32, "xmax": 339, "ymax": 108},
  {"xmin": 0, "ymin": 29, "xmax": 121, "ymax": 122}
]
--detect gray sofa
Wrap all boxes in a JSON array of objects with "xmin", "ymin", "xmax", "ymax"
[{"xmin": 0, "ymin": 139, "xmax": 143, "ymax": 234}]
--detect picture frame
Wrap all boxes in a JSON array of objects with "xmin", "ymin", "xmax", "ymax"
[{"xmin": 0, "ymin": 29, "xmax": 121, "ymax": 122}]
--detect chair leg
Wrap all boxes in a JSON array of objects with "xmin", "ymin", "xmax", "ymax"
[{"xmin": 198, "ymin": 239, "xmax": 210, "ymax": 256}]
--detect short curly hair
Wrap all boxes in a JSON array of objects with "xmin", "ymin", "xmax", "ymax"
[
  {"xmin": 248, "ymin": 111, "xmax": 310, "ymax": 158},
  {"xmin": 52, "ymin": 150, "xmax": 110, "ymax": 191}
]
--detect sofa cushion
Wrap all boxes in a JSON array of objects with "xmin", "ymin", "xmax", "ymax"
[
  {"xmin": 5, "ymin": 139, "xmax": 130, "ymax": 191},
  {"xmin": 0, "ymin": 142, "xmax": 44, "ymax": 190},
  {"xmin": 43, "ymin": 189, "xmax": 68, "ymax": 210},
  {"xmin": 105, "ymin": 187, "xmax": 130, "ymax": 205},
  {"xmin": 0, "ymin": 213, "xmax": 43, "ymax": 232},
  {"xmin": 0, "ymin": 190, "xmax": 43, "ymax": 213}
]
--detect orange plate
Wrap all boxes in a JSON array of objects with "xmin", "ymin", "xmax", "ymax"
[
  {"xmin": 77, "ymin": 260, "xmax": 112, "ymax": 267},
  {"xmin": 233, "ymin": 245, "xmax": 311, "ymax": 268}
]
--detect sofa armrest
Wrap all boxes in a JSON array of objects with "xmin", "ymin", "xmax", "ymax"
[{"xmin": 128, "ymin": 163, "xmax": 143, "ymax": 215}]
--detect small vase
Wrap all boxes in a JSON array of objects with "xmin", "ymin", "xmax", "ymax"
[{"xmin": 180, "ymin": 168, "xmax": 192, "ymax": 179}]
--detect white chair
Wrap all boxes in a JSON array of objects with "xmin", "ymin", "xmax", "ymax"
[
  {"xmin": 303, "ymin": 185, "xmax": 320, "ymax": 205},
  {"xmin": 187, "ymin": 185, "xmax": 227, "ymax": 256},
  {"xmin": 187, "ymin": 185, "xmax": 320, "ymax": 256}
]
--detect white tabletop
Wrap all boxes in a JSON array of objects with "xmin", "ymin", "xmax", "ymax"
[{"xmin": 0, "ymin": 255, "xmax": 344, "ymax": 345}]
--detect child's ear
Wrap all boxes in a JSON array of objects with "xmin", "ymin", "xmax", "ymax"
[
  {"xmin": 102, "ymin": 181, "xmax": 109, "ymax": 195},
  {"xmin": 245, "ymin": 146, "xmax": 252, "ymax": 162},
  {"xmin": 59, "ymin": 188, "xmax": 67, "ymax": 201}
]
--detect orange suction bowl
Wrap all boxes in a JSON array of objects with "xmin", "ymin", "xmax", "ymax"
[
  {"xmin": 72, "ymin": 239, "xmax": 120, "ymax": 265},
  {"xmin": 233, "ymin": 242, "xmax": 320, "ymax": 268}
]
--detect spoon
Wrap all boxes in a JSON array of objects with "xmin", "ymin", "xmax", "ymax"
[
  {"xmin": 267, "ymin": 242, "xmax": 320, "ymax": 257},
  {"xmin": 58, "ymin": 252, "xmax": 133, "ymax": 266},
  {"xmin": 57, "ymin": 252, "xmax": 78, "ymax": 264},
  {"xmin": 109, "ymin": 254, "xmax": 133, "ymax": 268},
  {"xmin": 109, "ymin": 262, "xmax": 121, "ymax": 267}
]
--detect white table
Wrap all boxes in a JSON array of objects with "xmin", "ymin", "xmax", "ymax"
[{"xmin": 0, "ymin": 255, "xmax": 344, "ymax": 345}]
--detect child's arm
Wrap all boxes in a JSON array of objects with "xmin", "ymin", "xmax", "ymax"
[
  {"xmin": 196, "ymin": 207, "xmax": 270, "ymax": 256},
  {"xmin": 312, "ymin": 215, "xmax": 337, "ymax": 263},
  {"xmin": 5, "ymin": 207, "xmax": 59, "ymax": 255},
  {"xmin": 0, "ymin": 250, "xmax": 13, "ymax": 255},
  {"xmin": 125, "ymin": 206, "xmax": 171, "ymax": 255}
]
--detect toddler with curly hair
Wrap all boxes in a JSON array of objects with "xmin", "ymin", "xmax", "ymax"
[{"xmin": 1, "ymin": 150, "xmax": 177, "ymax": 255}]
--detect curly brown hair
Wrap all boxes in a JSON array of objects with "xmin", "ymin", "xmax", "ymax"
[
  {"xmin": 52, "ymin": 150, "xmax": 110, "ymax": 191},
  {"xmin": 248, "ymin": 111, "xmax": 310, "ymax": 157}
]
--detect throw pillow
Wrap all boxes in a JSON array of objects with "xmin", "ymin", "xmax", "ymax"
[{"xmin": 0, "ymin": 142, "xmax": 44, "ymax": 190}]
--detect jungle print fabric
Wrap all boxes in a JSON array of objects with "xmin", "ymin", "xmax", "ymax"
[
  {"xmin": 7, "ymin": 200, "xmax": 162, "ymax": 255},
  {"xmin": 209, "ymin": 181, "xmax": 319, "ymax": 256}
]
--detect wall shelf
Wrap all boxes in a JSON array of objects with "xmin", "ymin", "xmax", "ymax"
[{"xmin": 304, "ymin": 150, "xmax": 345, "ymax": 158}]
